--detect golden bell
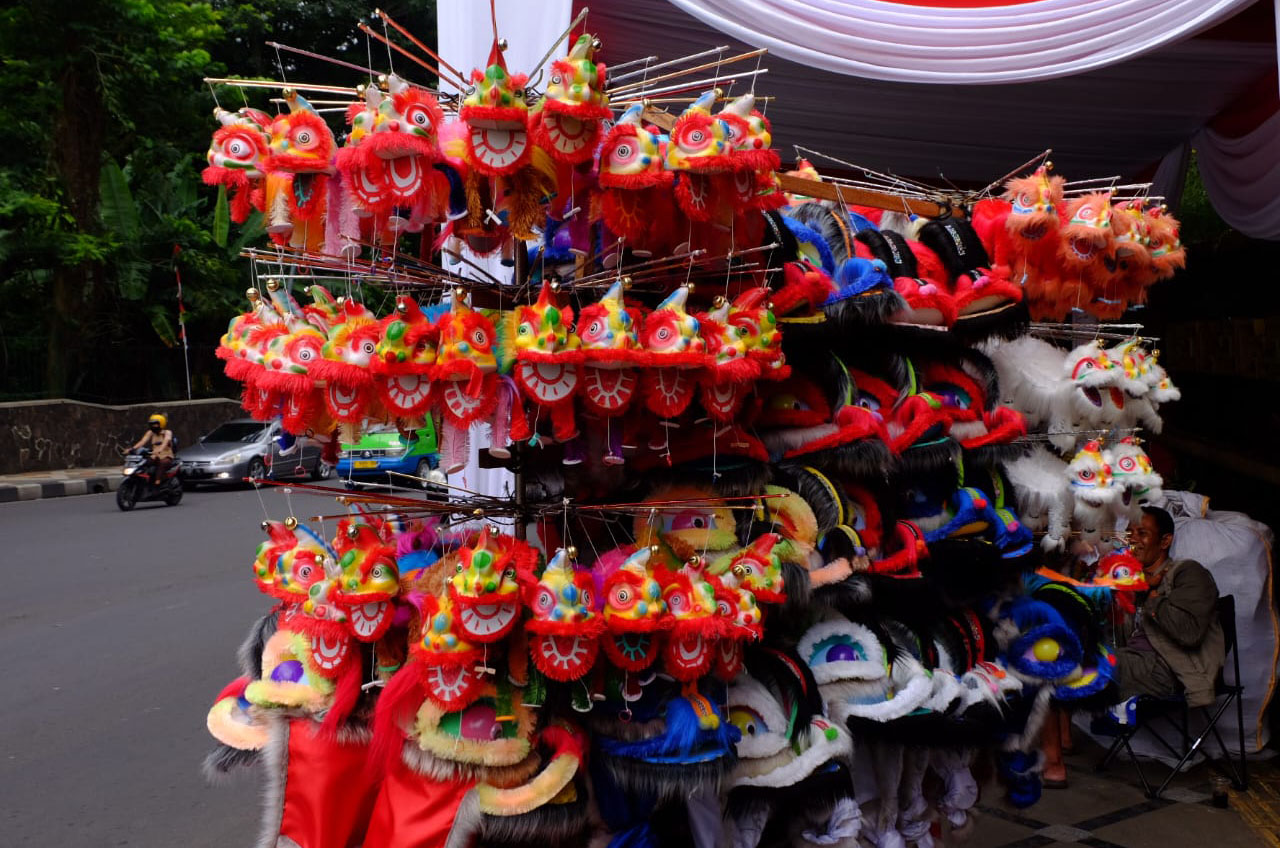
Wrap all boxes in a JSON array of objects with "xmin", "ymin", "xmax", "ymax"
[{"xmin": 284, "ymin": 516, "xmax": 298, "ymax": 530}]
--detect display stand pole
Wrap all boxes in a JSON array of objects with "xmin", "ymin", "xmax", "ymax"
[{"xmin": 512, "ymin": 235, "xmax": 529, "ymax": 542}]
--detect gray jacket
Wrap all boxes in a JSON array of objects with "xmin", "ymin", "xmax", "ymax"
[{"xmin": 1141, "ymin": 559, "xmax": 1226, "ymax": 707}]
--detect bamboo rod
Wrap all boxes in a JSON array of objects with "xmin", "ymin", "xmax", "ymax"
[
  {"xmin": 975, "ymin": 149, "xmax": 1053, "ymax": 197},
  {"xmin": 374, "ymin": 8, "xmax": 468, "ymax": 87},
  {"xmin": 609, "ymin": 47, "xmax": 767, "ymax": 94},
  {"xmin": 204, "ymin": 78, "xmax": 359, "ymax": 95},
  {"xmin": 358, "ymin": 22, "xmax": 446, "ymax": 83},
  {"xmin": 269, "ymin": 99, "xmax": 361, "ymax": 106},
  {"xmin": 530, "ymin": 6, "xmax": 590, "ymax": 78},
  {"xmin": 267, "ymin": 41, "xmax": 382, "ymax": 78},
  {"xmin": 775, "ymin": 173, "xmax": 960, "ymax": 219},
  {"xmin": 612, "ymin": 70, "xmax": 769, "ymax": 102},
  {"xmin": 609, "ymin": 46, "xmax": 729, "ymax": 84},
  {"xmin": 612, "ymin": 95, "xmax": 775, "ymax": 106},
  {"xmin": 608, "ymin": 54, "xmax": 659, "ymax": 73},
  {"xmin": 792, "ymin": 144, "xmax": 939, "ymax": 196}
]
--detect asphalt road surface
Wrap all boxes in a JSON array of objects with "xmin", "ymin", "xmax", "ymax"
[{"xmin": 0, "ymin": 483, "xmax": 345, "ymax": 846}]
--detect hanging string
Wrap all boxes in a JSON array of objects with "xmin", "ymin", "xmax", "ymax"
[
  {"xmin": 252, "ymin": 477, "xmax": 272, "ymax": 522},
  {"xmin": 382, "ymin": 16, "xmax": 395, "ymax": 76}
]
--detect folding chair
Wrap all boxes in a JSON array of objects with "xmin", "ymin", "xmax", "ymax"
[{"xmin": 1095, "ymin": 594, "xmax": 1248, "ymax": 798}]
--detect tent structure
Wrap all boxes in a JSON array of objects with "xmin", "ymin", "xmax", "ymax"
[{"xmin": 563, "ymin": 0, "xmax": 1279, "ymax": 237}]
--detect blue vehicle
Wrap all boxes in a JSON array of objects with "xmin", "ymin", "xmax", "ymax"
[{"xmin": 335, "ymin": 421, "xmax": 440, "ymax": 488}]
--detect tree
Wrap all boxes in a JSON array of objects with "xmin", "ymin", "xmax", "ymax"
[
  {"xmin": 0, "ymin": 0, "xmax": 438, "ymax": 401},
  {"xmin": 0, "ymin": 0, "xmax": 221, "ymax": 396}
]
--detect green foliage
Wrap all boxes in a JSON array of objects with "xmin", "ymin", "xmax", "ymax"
[
  {"xmin": 213, "ymin": 184, "xmax": 230, "ymax": 247},
  {"xmin": 0, "ymin": 0, "xmax": 437, "ymax": 400}
]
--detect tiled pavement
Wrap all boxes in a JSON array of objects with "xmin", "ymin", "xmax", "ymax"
[{"xmin": 969, "ymin": 735, "xmax": 1270, "ymax": 848}]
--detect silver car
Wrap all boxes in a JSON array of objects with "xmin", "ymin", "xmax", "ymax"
[{"xmin": 176, "ymin": 418, "xmax": 332, "ymax": 486}]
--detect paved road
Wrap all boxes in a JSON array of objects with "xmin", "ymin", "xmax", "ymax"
[{"xmin": 0, "ymin": 484, "xmax": 342, "ymax": 846}]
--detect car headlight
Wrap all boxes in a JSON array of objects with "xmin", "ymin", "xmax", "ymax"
[{"xmin": 222, "ymin": 452, "xmax": 243, "ymax": 463}]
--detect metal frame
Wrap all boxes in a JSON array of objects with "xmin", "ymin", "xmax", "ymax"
[{"xmin": 1095, "ymin": 595, "xmax": 1248, "ymax": 798}]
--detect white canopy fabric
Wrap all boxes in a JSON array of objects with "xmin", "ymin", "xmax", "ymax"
[
  {"xmin": 665, "ymin": 0, "xmax": 1260, "ymax": 84},
  {"xmin": 1196, "ymin": 108, "xmax": 1280, "ymax": 240},
  {"xmin": 579, "ymin": 0, "xmax": 1276, "ymax": 232}
]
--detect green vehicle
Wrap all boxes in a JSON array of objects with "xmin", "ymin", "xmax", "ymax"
[{"xmin": 335, "ymin": 420, "xmax": 439, "ymax": 487}]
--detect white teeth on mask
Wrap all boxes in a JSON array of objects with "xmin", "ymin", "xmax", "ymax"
[
  {"xmin": 459, "ymin": 602, "xmax": 518, "ymax": 636},
  {"xmin": 386, "ymin": 374, "xmax": 429, "ymax": 410},
  {"xmin": 425, "ymin": 664, "xmax": 471, "ymax": 701},
  {"xmin": 677, "ymin": 635, "xmax": 705, "ymax": 663},
  {"xmin": 387, "ymin": 156, "xmax": 422, "ymax": 195},
  {"xmin": 358, "ymin": 167, "xmax": 384, "ymax": 199},
  {"xmin": 517, "ymin": 361, "xmax": 578, "ymax": 403},
  {"xmin": 350, "ymin": 602, "xmax": 386, "ymax": 639},
  {"xmin": 541, "ymin": 634, "xmax": 589, "ymax": 671},
  {"xmin": 311, "ymin": 634, "xmax": 347, "ymax": 670},
  {"xmin": 328, "ymin": 383, "xmax": 359, "ymax": 416},
  {"xmin": 583, "ymin": 367, "xmax": 636, "ymax": 411},
  {"xmin": 442, "ymin": 383, "xmax": 484, "ymax": 415},
  {"xmin": 470, "ymin": 124, "xmax": 528, "ymax": 171},
  {"xmin": 545, "ymin": 114, "xmax": 588, "ymax": 156}
]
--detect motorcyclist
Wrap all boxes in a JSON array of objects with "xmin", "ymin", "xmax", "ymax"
[{"xmin": 132, "ymin": 413, "xmax": 175, "ymax": 477}]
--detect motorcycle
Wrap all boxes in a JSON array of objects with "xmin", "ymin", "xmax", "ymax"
[{"xmin": 116, "ymin": 447, "xmax": 184, "ymax": 511}]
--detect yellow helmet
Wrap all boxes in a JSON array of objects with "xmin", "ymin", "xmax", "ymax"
[{"xmin": 148, "ymin": 413, "xmax": 167, "ymax": 428}]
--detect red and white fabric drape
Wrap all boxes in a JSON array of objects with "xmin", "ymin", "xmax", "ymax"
[{"xmin": 664, "ymin": 0, "xmax": 1259, "ymax": 84}]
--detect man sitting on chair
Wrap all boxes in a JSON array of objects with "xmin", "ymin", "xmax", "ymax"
[{"xmin": 1116, "ymin": 506, "xmax": 1226, "ymax": 708}]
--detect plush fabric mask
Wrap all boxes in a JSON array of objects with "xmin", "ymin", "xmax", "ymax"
[
  {"xmin": 433, "ymin": 294, "xmax": 499, "ymax": 427},
  {"xmin": 1104, "ymin": 437, "xmax": 1162, "ymax": 521},
  {"xmin": 1003, "ymin": 167, "xmax": 1063, "ymax": 245},
  {"xmin": 1145, "ymin": 207, "xmax": 1185, "ymax": 281},
  {"xmin": 525, "ymin": 549, "xmax": 604, "ymax": 681},
  {"xmin": 532, "ymin": 33, "xmax": 610, "ymax": 164},
  {"xmin": 798, "ymin": 617, "xmax": 891, "ymax": 715},
  {"xmin": 461, "ymin": 43, "xmax": 532, "ymax": 177},
  {"xmin": 1068, "ymin": 439, "xmax": 1117, "ymax": 544},
  {"xmin": 203, "ymin": 107, "xmax": 271, "ymax": 223},
  {"xmin": 638, "ymin": 285, "xmax": 709, "ymax": 418},
  {"xmin": 597, "ymin": 104, "xmax": 676, "ymax": 250},
  {"xmin": 504, "ymin": 280, "xmax": 583, "ymax": 441},
  {"xmin": 577, "ymin": 280, "xmax": 642, "ymax": 417},
  {"xmin": 447, "ymin": 528, "xmax": 536, "ymax": 643},
  {"xmin": 369, "ymin": 296, "xmax": 438, "ymax": 419},
  {"xmin": 1058, "ymin": 192, "xmax": 1113, "ymax": 273},
  {"xmin": 600, "ymin": 547, "xmax": 670, "ymax": 672},
  {"xmin": 657, "ymin": 557, "xmax": 726, "ymax": 681},
  {"xmin": 329, "ymin": 518, "xmax": 399, "ymax": 642}
]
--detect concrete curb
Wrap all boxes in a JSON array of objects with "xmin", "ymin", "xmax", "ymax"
[{"xmin": 0, "ymin": 474, "xmax": 119, "ymax": 504}]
